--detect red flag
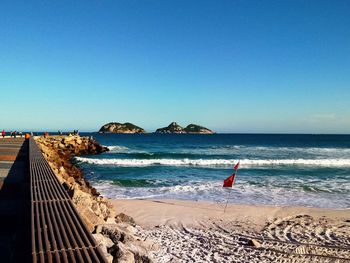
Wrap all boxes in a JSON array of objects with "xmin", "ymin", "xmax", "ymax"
[
  {"xmin": 234, "ymin": 162, "xmax": 240, "ymax": 171},
  {"xmin": 223, "ymin": 173, "xmax": 236, "ymax": 188}
]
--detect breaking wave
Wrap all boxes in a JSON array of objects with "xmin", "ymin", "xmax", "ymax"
[
  {"xmin": 103, "ymin": 145, "xmax": 350, "ymax": 157},
  {"xmin": 91, "ymin": 180, "xmax": 350, "ymax": 209},
  {"xmin": 104, "ymin": 145, "xmax": 129, "ymax": 152},
  {"xmin": 75, "ymin": 157, "xmax": 350, "ymax": 167}
]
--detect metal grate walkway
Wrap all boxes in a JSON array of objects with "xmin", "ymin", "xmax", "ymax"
[{"xmin": 29, "ymin": 138, "xmax": 107, "ymax": 263}]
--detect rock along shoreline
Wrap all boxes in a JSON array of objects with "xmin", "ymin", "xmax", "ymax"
[{"xmin": 35, "ymin": 135, "xmax": 154, "ymax": 263}]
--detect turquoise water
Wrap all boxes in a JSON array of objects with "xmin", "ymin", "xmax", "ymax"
[{"xmin": 75, "ymin": 134, "xmax": 350, "ymax": 209}]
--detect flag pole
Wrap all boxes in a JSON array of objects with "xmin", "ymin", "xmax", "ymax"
[
  {"xmin": 223, "ymin": 161, "xmax": 239, "ymax": 213},
  {"xmin": 224, "ymin": 197, "xmax": 229, "ymax": 213}
]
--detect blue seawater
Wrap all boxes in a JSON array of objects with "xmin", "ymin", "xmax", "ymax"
[{"xmin": 75, "ymin": 134, "xmax": 350, "ymax": 209}]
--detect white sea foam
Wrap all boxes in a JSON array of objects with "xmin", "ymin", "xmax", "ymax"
[
  {"xmin": 75, "ymin": 157, "xmax": 350, "ymax": 167},
  {"xmin": 104, "ymin": 145, "xmax": 350, "ymax": 159},
  {"xmin": 104, "ymin": 145, "xmax": 129, "ymax": 152},
  {"xmin": 91, "ymin": 180, "xmax": 350, "ymax": 209},
  {"xmin": 187, "ymin": 146, "xmax": 350, "ymax": 160}
]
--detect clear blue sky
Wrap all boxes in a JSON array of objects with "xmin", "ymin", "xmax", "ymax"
[{"xmin": 0, "ymin": 0, "xmax": 349, "ymax": 133}]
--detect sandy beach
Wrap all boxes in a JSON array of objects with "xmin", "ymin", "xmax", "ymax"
[{"xmin": 111, "ymin": 199, "xmax": 350, "ymax": 262}]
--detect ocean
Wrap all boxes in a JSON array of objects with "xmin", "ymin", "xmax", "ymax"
[{"xmin": 75, "ymin": 134, "xmax": 350, "ymax": 209}]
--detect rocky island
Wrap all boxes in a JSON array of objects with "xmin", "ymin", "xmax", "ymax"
[
  {"xmin": 155, "ymin": 122, "xmax": 187, "ymax": 134},
  {"xmin": 155, "ymin": 122, "xmax": 214, "ymax": 134},
  {"xmin": 99, "ymin": 122, "xmax": 146, "ymax": 134},
  {"xmin": 184, "ymin": 124, "xmax": 215, "ymax": 134}
]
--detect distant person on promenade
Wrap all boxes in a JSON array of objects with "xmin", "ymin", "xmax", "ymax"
[
  {"xmin": 1, "ymin": 130, "xmax": 5, "ymax": 138},
  {"xmin": 19, "ymin": 131, "xmax": 23, "ymax": 138},
  {"xmin": 13, "ymin": 131, "xmax": 17, "ymax": 138}
]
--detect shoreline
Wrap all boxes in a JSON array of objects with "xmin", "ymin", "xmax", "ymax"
[
  {"xmin": 111, "ymin": 198, "xmax": 350, "ymax": 262},
  {"xmin": 111, "ymin": 198, "xmax": 349, "ymax": 228}
]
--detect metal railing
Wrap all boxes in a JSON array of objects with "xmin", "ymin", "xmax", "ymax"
[{"xmin": 29, "ymin": 138, "xmax": 107, "ymax": 263}]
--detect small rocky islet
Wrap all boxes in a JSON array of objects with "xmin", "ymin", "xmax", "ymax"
[
  {"xmin": 99, "ymin": 122, "xmax": 215, "ymax": 134},
  {"xmin": 99, "ymin": 122, "xmax": 146, "ymax": 134},
  {"xmin": 155, "ymin": 122, "xmax": 215, "ymax": 134}
]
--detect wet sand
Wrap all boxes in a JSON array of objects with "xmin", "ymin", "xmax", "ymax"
[{"xmin": 111, "ymin": 199, "xmax": 350, "ymax": 262}]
